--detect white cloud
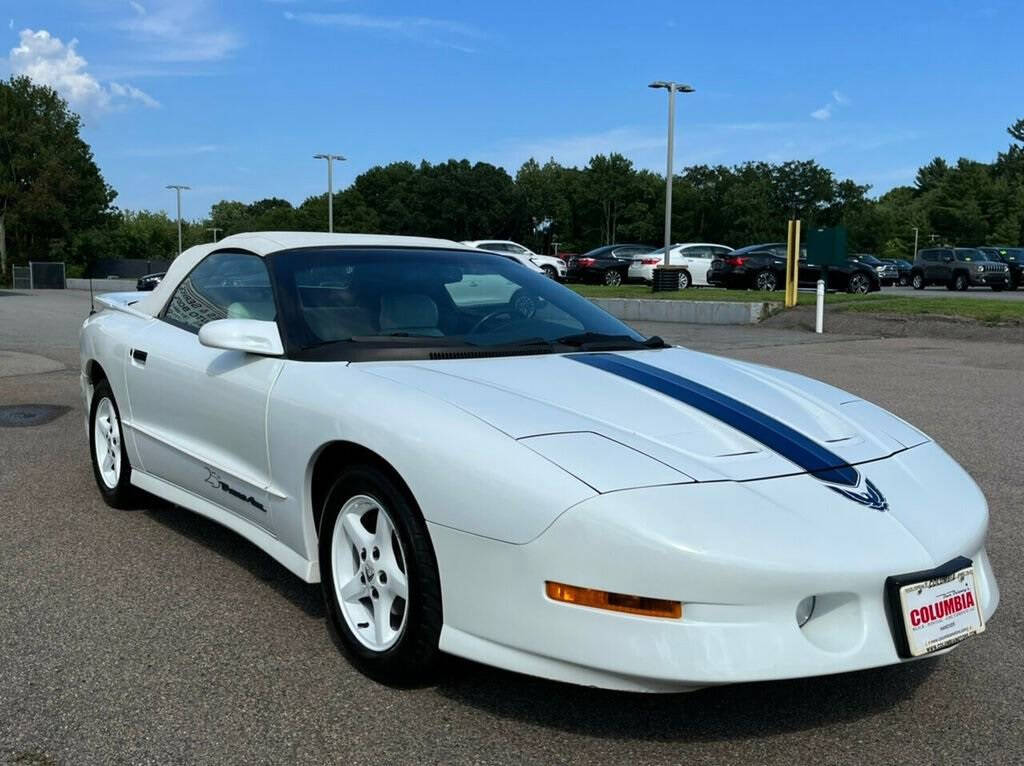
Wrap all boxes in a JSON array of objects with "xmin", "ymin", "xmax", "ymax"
[
  {"xmin": 284, "ymin": 11, "xmax": 482, "ymax": 52},
  {"xmin": 116, "ymin": 1, "xmax": 242, "ymax": 62},
  {"xmin": 9, "ymin": 29, "xmax": 159, "ymax": 113},
  {"xmin": 811, "ymin": 90, "xmax": 851, "ymax": 121},
  {"xmin": 8, "ymin": 19, "xmax": 13, "ymax": 30},
  {"xmin": 129, "ymin": 1, "xmax": 146, "ymax": 15}
]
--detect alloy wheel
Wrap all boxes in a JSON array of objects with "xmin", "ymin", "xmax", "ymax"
[
  {"xmin": 849, "ymin": 274, "xmax": 870, "ymax": 294},
  {"xmin": 93, "ymin": 397, "xmax": 121, "ymax": 489},
  {"xmin": 677, "ymin": 271, "xmax": 691, "ymax": 289},
  {"xmin": 332, "ymin": 495, "xmax": 410, "ymax": 652},
  {"xmin": 604, "ymin": 270, "xmax": 622, "ymax": 287},
  {"xmin": 755, "ymin": 271, "xmax": 777, "ymax": 291}
]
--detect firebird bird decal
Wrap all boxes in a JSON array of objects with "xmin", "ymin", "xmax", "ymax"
[
  {"xmin": 205, "ymin": 467, "xmax": 267, "ymax": 513},
  {"xmin": 828, "ymin": 478, "xmax": 889, "ymax": 512}
]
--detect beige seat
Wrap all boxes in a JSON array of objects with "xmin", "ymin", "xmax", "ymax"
[
  {"xmin": 226, "ymin": 301, "xmax": 276, "ymax": 321},
  {"xmin": 379, "ymin": 294, "xmax": 443, "ymax": 337}
]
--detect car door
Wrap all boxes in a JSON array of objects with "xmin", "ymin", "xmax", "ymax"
[
  {"xmin": 124, "ymin": 251, "xmax": 284, "ymax": 530},
  {"xmin": 682, "ymin": 247, "xmax": 714, "ymax": 285}
]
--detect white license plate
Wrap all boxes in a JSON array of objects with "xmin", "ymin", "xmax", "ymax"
[{"xmin": 898, "ymin": 566, "xmax": 984, "ymax": 657}]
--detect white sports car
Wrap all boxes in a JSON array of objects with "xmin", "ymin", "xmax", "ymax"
[{"xmin": 81, "ymin": 232, "xmax": 998, "ymax": 692}]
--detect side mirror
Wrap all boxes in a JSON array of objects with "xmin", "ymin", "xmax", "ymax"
[{"xmin": 198, "ymin": 319, "xmax": 284, "ymax": 357}]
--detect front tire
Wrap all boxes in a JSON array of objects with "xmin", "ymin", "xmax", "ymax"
[
  {"xmin": 541, "ymin": 265, "xmax": 557, "ymax": 280},
  {"xmin": 319, "ymin": 465, "xmax": 442, "ymax": 685},
  {"xmin": 899, "ymin": 274, "xmax": 909, "ymax": 287},
  {"xmin": 848, "ymin": 273, "xmax": 871, "ymax": 294},
  {"xmin": 953, "ymin": 273, "xmax": 968, "ymax": 291},
  {"xmin": 677, "ymin": 270, "xmax": 691, "ymax": 290},
  {"xmin": 912, "ymin": 273, "xmax": 925, "ymax": 290},
  {"xmin": 89, "ymin": 380, "xmax": 140, "ymax": 509}
]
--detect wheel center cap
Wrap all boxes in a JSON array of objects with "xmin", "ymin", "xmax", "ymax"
[{"xmin": 363, "ymin": 562, "xmax": 375, "ymax": 582}]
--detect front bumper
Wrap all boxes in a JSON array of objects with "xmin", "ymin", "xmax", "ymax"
[
  {"xmin": 432, "ymin": 442, "xmax": 998, "ymax": 692},
  {"xmin": 969, "ymin": 272, "xmax": 1007, "ymax": 287}
]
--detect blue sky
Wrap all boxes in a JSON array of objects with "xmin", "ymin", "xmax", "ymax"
[{"xmin": 4, "ymin": 0, "xmax": 1022, "ymax": 219}]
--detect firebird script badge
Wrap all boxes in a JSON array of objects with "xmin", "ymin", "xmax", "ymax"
[{"xmin": 828, "ymin": 478, "xmax": 889, "ymax": 512}]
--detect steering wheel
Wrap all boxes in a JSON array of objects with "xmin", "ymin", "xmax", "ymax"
[{"xmin": 468, "ymin": 310, "xmax": 514, "ymax": 335}]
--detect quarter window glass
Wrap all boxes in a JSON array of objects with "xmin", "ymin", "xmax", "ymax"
[{"xmin": 163, "ymin": 252, "xmax": 274, "ymax": 333}]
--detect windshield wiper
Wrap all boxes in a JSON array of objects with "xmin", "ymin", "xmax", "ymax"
[{"xmin": 550, "ymin": 332, "xmax": 668, "ymax": 351}]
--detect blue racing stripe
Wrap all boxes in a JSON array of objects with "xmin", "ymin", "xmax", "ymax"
[{"xmin": 572, "ymin": 353, "xmax": 860, "ymax": 486}]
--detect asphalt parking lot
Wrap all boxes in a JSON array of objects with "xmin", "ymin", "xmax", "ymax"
[{"xmin": 1, "ymin": 288, "xmax": 1021, "ymax": 766}]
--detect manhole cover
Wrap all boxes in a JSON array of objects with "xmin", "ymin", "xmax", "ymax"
[{"xmin": 0, "ymin": 404, "xmax": 70, "ymax": 427}]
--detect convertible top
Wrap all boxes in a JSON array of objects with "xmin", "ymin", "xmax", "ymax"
[{"xmin": 132, "ymin": 231, "xmax": 467, "ymax": 317}]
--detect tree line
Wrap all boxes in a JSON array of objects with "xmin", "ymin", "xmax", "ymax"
[{"xmin": 3, "ymin": 75, "xmax": 1024, "ymax": 280}]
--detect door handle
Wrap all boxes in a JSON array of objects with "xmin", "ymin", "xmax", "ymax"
[{"xmin": 130, "ymin": 348, "xmax": 148, "ymax": 365}]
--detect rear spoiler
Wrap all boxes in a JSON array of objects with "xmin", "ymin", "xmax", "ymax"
[{"xmin": 94, "ymin": 291, "xmax": 153, "ymax": 320}]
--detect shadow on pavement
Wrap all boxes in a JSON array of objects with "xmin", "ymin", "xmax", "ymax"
[
  {"xmin": 144, "ymin": 501, "xmax": 325, "ymax": 619},
  {"xmin": 434, "ymin": 652, "xmax": 936, "ymax": 742}
]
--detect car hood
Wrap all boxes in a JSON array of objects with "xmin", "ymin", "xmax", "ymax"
[{"xmin": 362, "ymin": 348, "xmax": 930, "ymax": 487}]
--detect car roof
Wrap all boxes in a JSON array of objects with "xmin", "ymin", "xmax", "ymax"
[{"xmin": 133, "ymin": 231, "xmax": 470, "ymax": 316}]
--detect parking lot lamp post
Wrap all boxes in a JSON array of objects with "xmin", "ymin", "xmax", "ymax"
[
  {"xmin": 912, "ymin": 227, "xmax": 919, "ymax": 258},
  {"xmin": 649, "ymin": 81, "xmax": 694, "ymax": 266},
  {"xmin": 314, "ymin": 153, "xmax": 346, "ymax": 232},
  {"xmin": 166, "ymin": 185, "xmax": 190, "ymax": 256}
]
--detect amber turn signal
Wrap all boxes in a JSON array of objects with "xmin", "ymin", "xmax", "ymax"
[{"xmin": 545, "ymin": 581, "xmax": 682, "ymax": 619}]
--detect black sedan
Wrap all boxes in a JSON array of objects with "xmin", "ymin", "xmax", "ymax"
[
  {"xmin": 707, "ymin": 243, "xmax": 880, "ymax": 293},
  {"xmin": 566, "ymin": 244, "xmax": 656, "ymax": 286},
  {"xmin": 136, "ymin": 272, "xmax": 165, "ymax": 291}
]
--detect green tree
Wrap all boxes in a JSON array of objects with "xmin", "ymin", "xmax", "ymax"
[{"xmin": 0, "ymin": 76, "xmax": 115, "ymax": 275}]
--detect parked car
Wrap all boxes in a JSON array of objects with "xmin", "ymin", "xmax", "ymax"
[
  {"xmin": 136, "ymin": 272, "xmax": 165, "ymax": 291},
  {"xmin": 566, "ymin": 244, "xmax": 655, "ymax": 286},
  {"xmin": 628, "ymin": 243, "xmax": 734, "ymax": 287},
  {"xmin": 80, "ymin": 231, "xmax": 997, "ymax": 691},
  {"xmin": 977, "ymin": 246, "xmax": 1023, "ymax": 290},
  {"xmin": 849, "ymin": 254, "xmax": 898, "ymax": 286},
  {"xmin": 462, "ymin": 240, "xmax": 566, "ymax": 280},
  {"xmin": 882, "ymin": 259, "xmax": 913, "ymax": 286},
  {"xmin": 707, "ymin": 243, "xmax": 880, "ymax": 293},
  {"xmin": 910, "ymin": 247, "xmax": 1008, "ymax": 291}
]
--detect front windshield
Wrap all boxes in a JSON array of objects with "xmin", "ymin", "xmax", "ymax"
[
  {"xmin": 269, "ymin": 247, "xmax": 647, "ymax": 359},
  {"xmin": 855, "ymin": 255, "xmax": 881, "ymax": 265},
  {"xmin": 955, "ymin": 249, "xmax": 982, "ymax": 261}
]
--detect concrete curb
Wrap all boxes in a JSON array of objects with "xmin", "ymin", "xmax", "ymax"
[
  {"xmin": 67, "ymin": 278, "xmax": 138, "ymax": 291},
  {"xmin": 588, "ymin": 297, "xmax": 780, "ymax": 325}
]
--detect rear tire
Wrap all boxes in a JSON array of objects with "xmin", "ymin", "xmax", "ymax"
[
  {"xmin": 89, "ymin": 380, "xmax": 141, "ymax": 509},
  {"xmin": 754, "ymin": 270, "xmax": 777, "ymax": 291},
  {"xmin": 603, "ymin": 269, "xmax": 622, "ymax": 287},
  {"xmin": 319, "ymin": 465, "xmax": 442, "ymax": 685}
]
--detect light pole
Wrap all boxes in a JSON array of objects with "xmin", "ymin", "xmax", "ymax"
[
  {"xmin": 206, "ymin": 227, "xmax": 222, "ymax": 243},
  {"xmin": 912, "ymin": 226, "xmax": 919, "ymax": 258},
  {"xmin": 166, "ymin": 185, "xmax": 190, "ymax": 256},
  {"xmin": 649, "ymin": 81, "xmax": 694, "ymax": 266},
  {"xmin": 313, "ymin": 153, "xmax": 346, "ymax": 232}
]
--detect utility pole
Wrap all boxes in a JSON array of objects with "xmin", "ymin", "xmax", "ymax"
[
  {"xmin": 912, "ymin": 226, "xmax": 919, "ymax": 258},
  {"xmin": 648, "ymin": 81, "xmax": 694, "ymax": 266},
  {"xmin": 166, "ymin": 185, "xmax": 190, "ymax": 255},
  {"xmin": 206, "ymin": 227, "xmax": 222, "ymax": 243},
  {"xmin": 313, "ymin": 153, "xmax": 346, "ymax": 232}
]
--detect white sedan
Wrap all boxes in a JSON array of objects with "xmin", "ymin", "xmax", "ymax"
[
  {"xmin": 81, "ymin": 231, "xmax": 998, "ymax": 692},
  {"xmin": 462, "ymin": 239, "xmax": 567, "ymax": 280},
  {"xmin": 629, "ymin": 242, "xmax": 734, "ymax": 287}
]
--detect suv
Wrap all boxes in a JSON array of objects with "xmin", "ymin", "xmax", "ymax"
[
  {"xmin": 848, "ymin": 254, "xmax": 898, "ymax": 286},
  {"xmin": 977, "ymin": 246, "xmax": 1023, "ymax": 291},
  {"xmin": 911, "ymin": 247, "xmax": 1008, "ymax": 291}
]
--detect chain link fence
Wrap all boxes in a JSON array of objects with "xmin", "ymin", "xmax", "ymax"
[{"xmin": 11, "ymin": 266, "xmax": 31, "ymax": 289}]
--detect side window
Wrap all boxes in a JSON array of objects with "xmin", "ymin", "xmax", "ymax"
[
  {"xmin": 481, "ymin": 242, "xmax": 510, "ymax": 253},
  {"xmin": 684, "ymin": 247, "xmax": 712, "ymax": 259},
  {"xmin": 921, "ymin": 251, "xmax": 935, "ymax": 262},
  {"xmin": 163, "ymin": 252, "xmax": 274, "ymax": 333}
]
